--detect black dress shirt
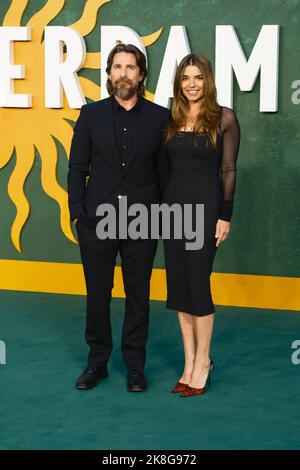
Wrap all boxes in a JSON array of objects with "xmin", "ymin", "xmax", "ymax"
[{"xmin": 112, "ymin": 96, "xmax": 141, "ymax": 168}]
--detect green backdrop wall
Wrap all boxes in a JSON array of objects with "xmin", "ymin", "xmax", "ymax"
[{"xmin": 0, "ymin": 0, "xmax": 299, "ymax": 278}]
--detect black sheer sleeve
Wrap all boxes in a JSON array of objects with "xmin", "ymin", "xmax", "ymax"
[{"xmin": 219, "ymin": 106, "xmax": 240, "ymax": 221}]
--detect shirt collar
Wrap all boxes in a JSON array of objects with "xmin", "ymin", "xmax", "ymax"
[{"xmin": 113, "ymin": 95, "xmax": 141, "ymax": 113}]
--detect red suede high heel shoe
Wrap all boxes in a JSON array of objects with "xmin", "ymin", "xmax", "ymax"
[
  {"xmin": 171, "ymin": 381, "xmax": 188, "ymax": 393},
  {"xmin": 180, "ymin": 358, "xmax": 214, "ymax": 397}
]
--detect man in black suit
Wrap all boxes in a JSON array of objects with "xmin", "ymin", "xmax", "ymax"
[{"xmin": 68, "ymin": 44, "xmax": 170, "ymax": 391}]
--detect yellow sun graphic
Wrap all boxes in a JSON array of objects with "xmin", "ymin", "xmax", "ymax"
[{"xmin": 0, "ymin": 0, "xmax": 163, "ymax": 252}]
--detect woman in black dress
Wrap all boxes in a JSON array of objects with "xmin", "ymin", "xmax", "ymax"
[{"xmin": 163, "ymin": 53, "xmax": 240, "ymax": 397}]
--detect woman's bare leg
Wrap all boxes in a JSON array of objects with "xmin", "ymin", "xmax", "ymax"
[
  {"xmin": 178, "ymin": 311, "xmax": 196, "ymax": 383},
  {"xmin": 188, "ymin": 313, "xmax": 214, "ymax": 388}
]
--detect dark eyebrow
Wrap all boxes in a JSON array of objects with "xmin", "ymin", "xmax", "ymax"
[
  {"xmin": 113, "ymin": 63, "xmax": 137, "ymax": 68},
  {"xmin": 182, "ymin": 74, "xmax": 203, "ymax": 78}
]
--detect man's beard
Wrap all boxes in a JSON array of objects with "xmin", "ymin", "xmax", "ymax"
[{"xmin": 112, "ymin": 78, "xmax": 139, "ymax": 100}]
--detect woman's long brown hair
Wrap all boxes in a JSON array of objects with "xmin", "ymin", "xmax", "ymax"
[{"xmin": 165, "ymin": 53, "xmax": 222, "ymax": 149}]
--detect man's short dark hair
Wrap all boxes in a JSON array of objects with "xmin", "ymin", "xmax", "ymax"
[{"xmin": 106, "ymin": 43, "xmax": 147, "ymax": 97}]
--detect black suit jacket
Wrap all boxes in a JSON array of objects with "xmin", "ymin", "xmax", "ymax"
[{"xmin": 67, "ymin": 96, "xmax": 170, "ymax": 221}]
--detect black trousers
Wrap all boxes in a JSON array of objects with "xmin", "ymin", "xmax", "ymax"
[{"xmin": 75, "ymin": 217, "xmax": 157, "ymax": 371}]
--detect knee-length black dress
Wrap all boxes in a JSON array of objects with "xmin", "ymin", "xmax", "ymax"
[{"xmin": 162, "ymin": 106, "xmax": 240, "ymax": 316}]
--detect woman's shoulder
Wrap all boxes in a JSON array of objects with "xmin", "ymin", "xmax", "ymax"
[
  {"xmin": 220, "ymin": 105, "xmax": 237, "ymax": 118},
  {"xmin": 220, "ymin": 106, "xmax": 239, "ymax": 130}
]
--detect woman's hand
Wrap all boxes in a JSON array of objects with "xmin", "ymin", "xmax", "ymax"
[{"xmin": 215, "ymin": 219, "xmax": 230, "ymax": 247}]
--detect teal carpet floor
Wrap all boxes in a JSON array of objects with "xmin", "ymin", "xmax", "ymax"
[{"xmin": 0, "ymin": 290, "xmax": 299, "ymax": 450}]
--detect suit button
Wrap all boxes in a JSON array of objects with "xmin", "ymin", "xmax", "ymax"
[{"xmin": 122, "ymin": 163, "xmax": 126, "ymax": 167}]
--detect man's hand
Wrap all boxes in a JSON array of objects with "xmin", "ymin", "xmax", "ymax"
[{"xmin": 215, "ymin": 219, "xmax": 230, "ymax": 247}]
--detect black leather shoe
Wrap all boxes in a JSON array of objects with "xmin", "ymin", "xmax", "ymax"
[
  {"xmin": 75, "ymin": 366, "xmax": 108, "ymax": 390},
  {"xmin": 127, "ymin": 369, "xmax": 147, "ymax": 392}
]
